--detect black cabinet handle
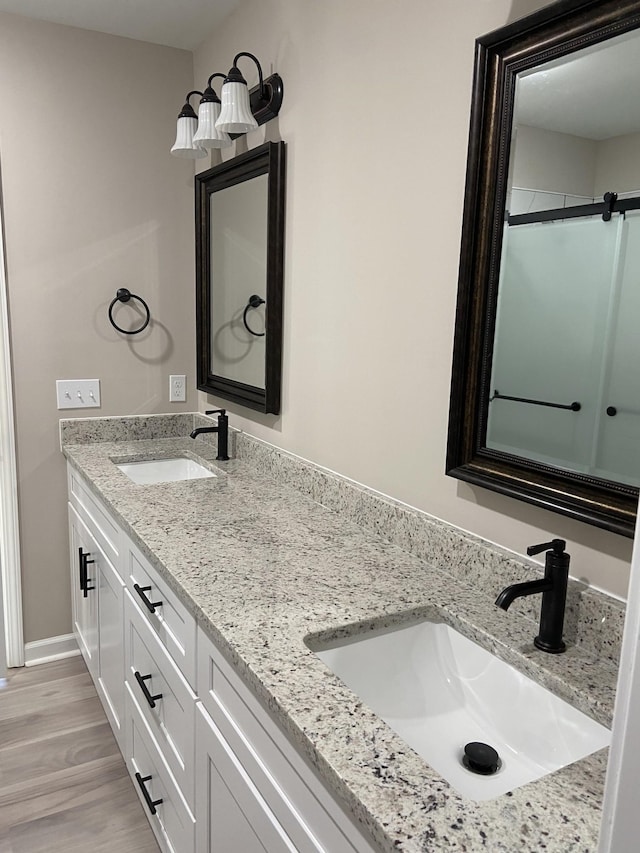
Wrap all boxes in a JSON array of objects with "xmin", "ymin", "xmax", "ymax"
[
  {"xmin": 78, "ymin": 547, "xmax": 86, "ymax": 592},
  {"xmin": 135, "ymin": 772, "xmax": 163, "ymax": 815},
  {"xmin": 78, "ymin": 548, "xmax": 95, "ymax": 598},
  {"xmin": 133, "ymin": 583, "xmax": 163, "ymax": 614},
  {"xmin": 134, "ymin": 671, "xmax": 163, "ymax": 709},
  {"xmin": 606, "ymin": 406, "xmax": 617, "ymax": 417}
]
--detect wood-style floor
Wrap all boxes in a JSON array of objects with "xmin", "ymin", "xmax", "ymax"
[{"xmin": 0, "ymin": 655, "xmax": 160, "ymax": 852}]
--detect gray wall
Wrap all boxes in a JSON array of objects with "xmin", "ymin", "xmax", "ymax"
[
  {"xmin": 195, "ymin": 0, "xmax": 633, "ymax": 599},
  {"xmin": 0, "ymin": 12, "xmax": 196, "ymax": 642}
]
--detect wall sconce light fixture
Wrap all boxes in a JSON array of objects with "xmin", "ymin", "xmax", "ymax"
[{"xmin": 171, "ymin": 52, "xmax": 283, "ymax": 159}]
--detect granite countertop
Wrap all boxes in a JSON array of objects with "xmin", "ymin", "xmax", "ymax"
[{"xmin": 61, "ymin": 426, "xmax": 618, "ymax": 853}]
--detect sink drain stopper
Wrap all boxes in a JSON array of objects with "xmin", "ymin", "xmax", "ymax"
[{"xmin": 462, "ymin": 741, "xmax": 501, "ymax": 775}]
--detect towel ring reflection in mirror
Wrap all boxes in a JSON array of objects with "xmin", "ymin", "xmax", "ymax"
[
  {"xmin": 242, "ymin": 295, "xmax": 265, "ymax": 337},
  {"xmin": 108, "ymin": 288, "xmax": 151, "ymax": 335}
]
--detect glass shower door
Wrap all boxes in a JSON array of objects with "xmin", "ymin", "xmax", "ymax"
[
  {"xmin": 593, "ymin": 210, "xmax": 640, "ymax": 486},
  {"xmin": 488, "ymin": 215, "xmax": 620, "ymax": 473}
]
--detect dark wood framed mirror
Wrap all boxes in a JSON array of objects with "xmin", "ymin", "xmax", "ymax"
[
  {"xmin": 196, "ymin": 141, "xmax": 285, "ymax": 414},
  {"xmin": 447, "ymin": 0, "xmax": 640, "ymax": 538}
]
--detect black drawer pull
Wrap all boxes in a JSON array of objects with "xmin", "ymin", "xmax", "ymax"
[
  {"xmin": 134, "ymin": 671, "xmax": 163, "ymax": 709},
  {"xmin": 606, "ymin": 406, "xmax": 617, "ymax": 417},
  {"xmin": 79, "ymin": 548, "xmax": 95, "ymax": 598},
  {"xmin": 135, "ymin": 772, "xmax": 163, "ymax": 815},
  {"xmin": 133, "ymin": 583, "xmax": 163, "ymax": 614},
  {"xmin": 78, "ymin": 547, "xmax": 86, "ymax": 592}
]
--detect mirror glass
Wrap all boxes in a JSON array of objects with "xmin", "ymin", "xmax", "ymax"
[
  {"xmin": 209, "ymin": 174, "xmax": 268, "ymax": 387},
  {"xmin": 196, "ymin": 142, "xmax": 285, "ymax": 414},
  {"xmin": 446, "ymin": 0, "xmax": 640, "ymax": 537},
  {"xmin": 488, "ymin": 29, "xmax": 640, "ymax": 487}
]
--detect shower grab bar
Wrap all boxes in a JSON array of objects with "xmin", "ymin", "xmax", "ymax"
[{"xmin": 491, "ymin": 390, "xmax": 581, "ymax": 412}]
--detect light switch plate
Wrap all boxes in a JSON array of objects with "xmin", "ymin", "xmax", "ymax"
[{"xmin": 56, "ymin": 379, "xmax": 101, "ymax": 409}]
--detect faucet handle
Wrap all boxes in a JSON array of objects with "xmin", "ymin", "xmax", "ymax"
[
  {"xmin": 527, "ymin": 538, "xmax": 566, "ymax": 557},
  {"xmin": 205, "ymin": 409, "xmax": 226, "ymax": 417}
]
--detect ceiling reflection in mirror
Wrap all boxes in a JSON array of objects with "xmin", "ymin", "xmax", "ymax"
[{"xmin": 487, "ymin": 27, "xmax": 640, "ymax": 488}]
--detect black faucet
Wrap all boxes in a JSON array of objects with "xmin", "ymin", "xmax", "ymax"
[
  {"xmin": 495, "ymin": 539, "xmax": 570, "ymax": 654},
  {"xmin": 190, "ymin": 409, "xmax": 230, "ymax": 460}
]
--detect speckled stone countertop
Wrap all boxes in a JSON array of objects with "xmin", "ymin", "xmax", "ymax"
[{"xmin": 61, "ymin": 415, "xmax": 622, "ymax": 853}]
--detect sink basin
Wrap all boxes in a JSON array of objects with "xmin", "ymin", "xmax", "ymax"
[
  {"xmin": 311, "ymin": 619, "xmax": 610, "ymax": 801},
  {"xmin": 116, "ymin": 457, "xmax": 216, "ymax": 485}
]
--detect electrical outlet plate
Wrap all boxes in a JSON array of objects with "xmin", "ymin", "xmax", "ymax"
[
  {"xmin": 170, "ymin": 374, "xmax": 186, "ymax": 402},
  {"xmin": 56, "ymin": 379, "xmax": 101, "ymax": 409}
]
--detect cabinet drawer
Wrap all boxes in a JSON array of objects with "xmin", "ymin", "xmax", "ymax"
[
  {"xmin": 197, "ymin": 630, "xmax": 375, "ymax": 853},
  {"xmin": 124, "ymin": 536, "xmax": 196, "ymax": 688},
  {"xmin": 124, "ymin": 590, "xmax": 196, "ymax": 807},
  {"xmin": 125, "ymin": 682, "xmax": 195, "ymax": 853},
  {"xmin": 68, "ymin": 464, "xmax": 121, "ymax": 569}
]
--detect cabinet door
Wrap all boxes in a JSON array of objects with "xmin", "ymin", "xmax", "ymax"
[
  {"xmin": 69, "ymin": 504, "xmax": 98, "ymax": 679},
  {"xmin": 69, "ymin": 502, "xmax": 125, "ymax": 746},
  {"xmin": 96, "ymin": 544, "xmax": 125, "ymax": 747},
  {"xmin": 195, "ymin": 704, "xmax": 298, "ymax": 853}
]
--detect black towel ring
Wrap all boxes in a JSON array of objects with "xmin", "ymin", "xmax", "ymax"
[
  {"xmin": 108, "ymin": 288, "xmax": 150, "ymax": 335},
  {"xmin": 242, "ymin": 295, "xmax": 265, "ymax": 337}
]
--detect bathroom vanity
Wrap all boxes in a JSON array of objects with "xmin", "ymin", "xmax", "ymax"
[{"xmin": 62, "ymin": 413, "xmax": 622, "ymax": 852}]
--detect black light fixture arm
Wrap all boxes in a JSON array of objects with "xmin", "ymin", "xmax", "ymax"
[
  {"xmin": 231, "ymin": 52, "xmax": 265, "ymax": 98},
  {"xmin": 202, "ymin": 73, "xmax": 226, "ymax": 103},
  {"xmin": 178, "ymin": 90, "xmax": 204, "ymax": 119}
]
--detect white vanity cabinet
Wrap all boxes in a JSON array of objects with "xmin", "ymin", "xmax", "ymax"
[{"xmin": 66, "ymin": 463, "xmax": 379, "ymax": 853}]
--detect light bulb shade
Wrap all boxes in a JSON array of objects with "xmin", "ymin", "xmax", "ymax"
[
  {"xmin": 216, "ymin": 81, "xmax": 258, "ymax": 133},
  {"xmin": 171, "ymin": 115, "xmax": 207, "ymax": 159},
  {"xmin": 193, "ymin": 101, "xmax": 232, "ymax": 149}
]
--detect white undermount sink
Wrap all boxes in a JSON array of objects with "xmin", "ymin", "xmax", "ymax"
[
  {"xmin": 311, "ymin": 619, "xmax": 611, "ymax": 801},
  {"xmin": 116, "ymin": 457, "xmax": 216, "ymax": 485}
]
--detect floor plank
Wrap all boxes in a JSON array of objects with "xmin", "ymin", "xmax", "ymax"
[
  {"xmin": 0, "ymin": 657, "xmax": 160, "ymax": 852},
  {"xmin": 1, "ymin": 657, "xmax": 87, "ymax": 693},
  {"xmin": 0, "ymin": 672, "xmax": 97, "ymax": 719},
  {"xmin": 0, "ymin": 721, "xmax": 117, "ymax": 786}
]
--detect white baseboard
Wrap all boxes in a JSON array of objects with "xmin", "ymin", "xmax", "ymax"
[{"xmin": 24, "ymin": 633, "xmax": 79, "ymax": 667}]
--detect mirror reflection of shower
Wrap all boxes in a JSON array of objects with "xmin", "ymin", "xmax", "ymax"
[
  {"xmin": 488, "ymin": 27, "xmax": 640, "ymax": 487},
  {"xmin": 488, "ymin": 207, "xmax": 640, "ymax": 486}
]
